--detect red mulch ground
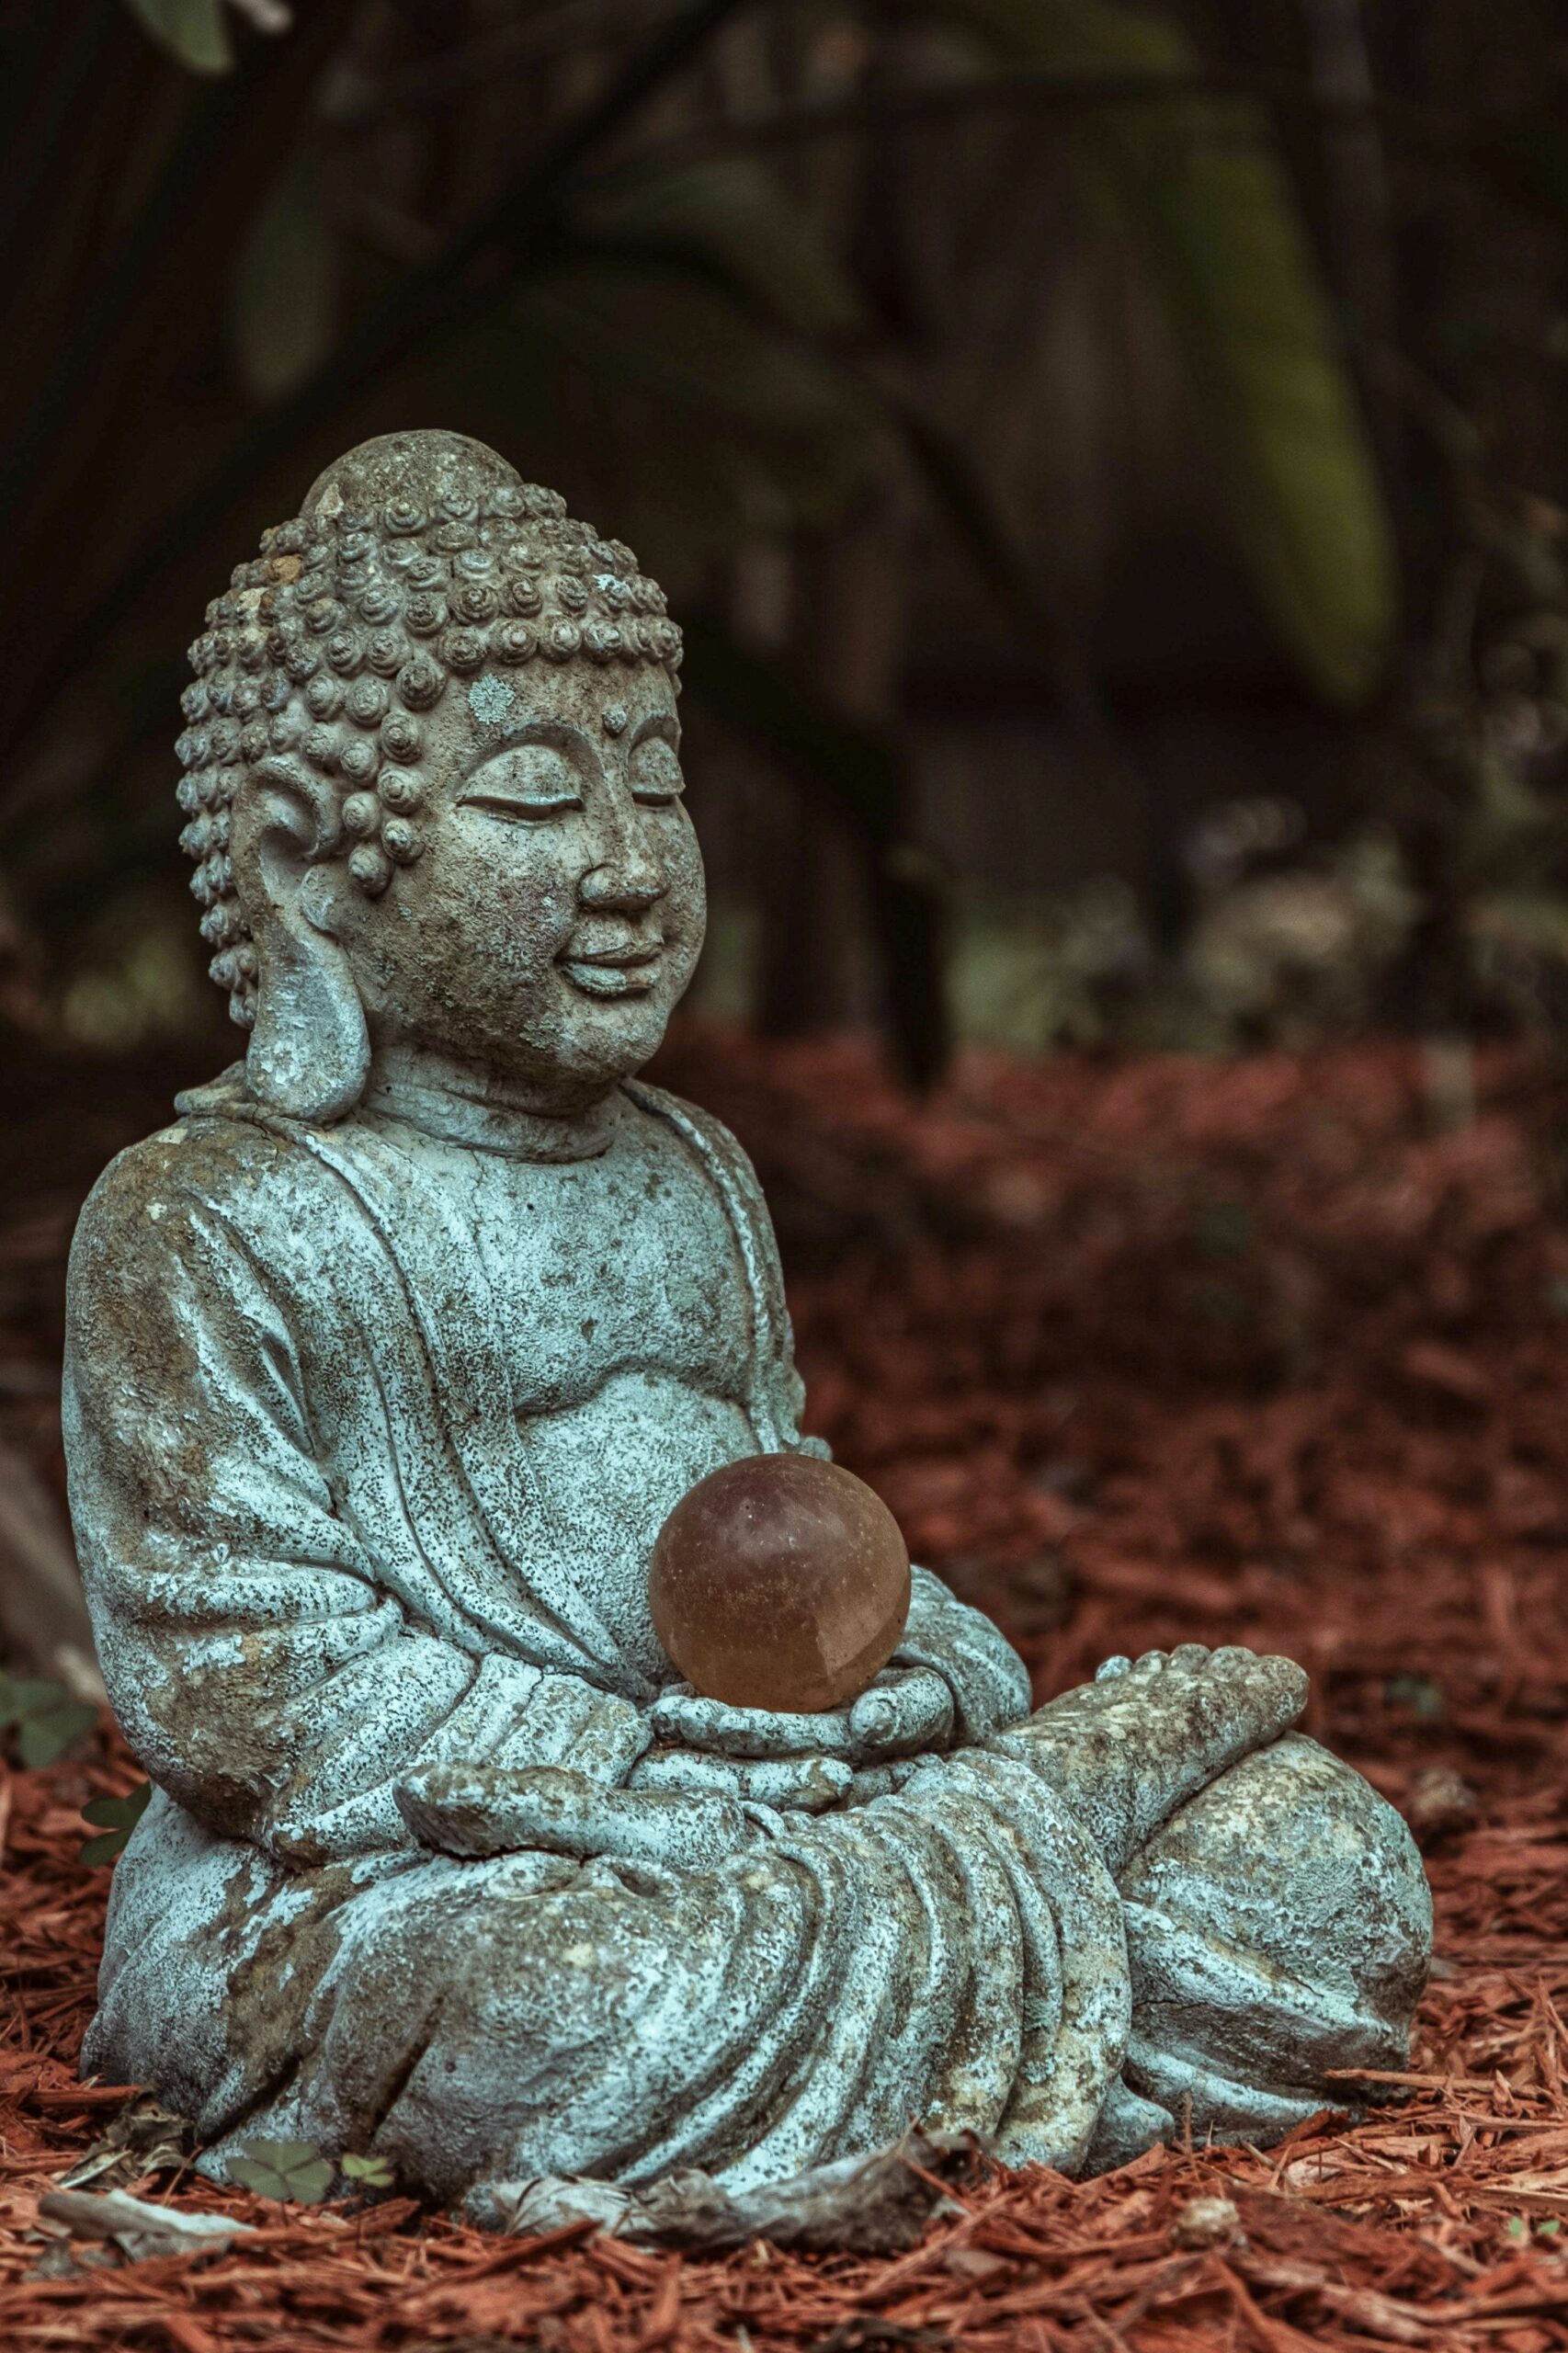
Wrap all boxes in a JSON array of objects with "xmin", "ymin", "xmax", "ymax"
[{"xmin": 3, "ymin": 1028, "xmax": 1568, "ymax": 2350}]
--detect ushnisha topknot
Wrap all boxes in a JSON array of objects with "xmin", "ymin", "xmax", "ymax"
[{"xmin": 174, "ymin": 430, "xmax": 682, "ymax": 1030}]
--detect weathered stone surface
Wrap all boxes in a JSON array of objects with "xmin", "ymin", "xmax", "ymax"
[
  {"xmin": 478, "ymin": 2128, "xmax": 983, "ymax": 2253},
  {"xmin": 62, "ymin": 430, "xmax": 1431, "ymax": 2218}
]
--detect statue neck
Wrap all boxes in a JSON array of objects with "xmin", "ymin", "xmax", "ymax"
[{"xmin": 361, "ymin": 1042, "xmax": 622, "ymax": 1160}]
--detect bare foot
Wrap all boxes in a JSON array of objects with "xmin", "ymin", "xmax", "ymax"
[{"xmin": 988, "ymin": 1645, "xmax": 1307, "ymax": 1872}]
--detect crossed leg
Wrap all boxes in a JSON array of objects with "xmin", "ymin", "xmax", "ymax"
[
  {"xmin": 991, "ymin": 1643, "xmax": 1311, "ymax": 1873},
  {"xmin": 1108, "ymin": 1729, "xmax": 1432, "ymax": 2154},
  {"xmin": 991, "ymin": 1647, "xmax": 1431, "ymax": 2168}
]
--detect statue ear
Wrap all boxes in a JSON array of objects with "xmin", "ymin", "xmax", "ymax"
[{"xmin": 232, "ymin": 760, "xmax": 369, "ymax": 1124}]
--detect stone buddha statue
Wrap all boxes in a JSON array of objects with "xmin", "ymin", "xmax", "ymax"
[{"xmin": 63, "ymin": 430, "xmax": 1430, "ymax": 2218}]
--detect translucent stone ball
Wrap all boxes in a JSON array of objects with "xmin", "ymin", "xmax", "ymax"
[{"xmin": 649, "ymin": 1455, "xmax": 912, "ymax": 1712}]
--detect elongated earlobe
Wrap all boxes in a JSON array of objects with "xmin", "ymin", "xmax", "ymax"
[
  {"xmin": 233, "ymin": 763, "xmax": 370, "ymax": 1125},
  {"xmin": 246, "ymin": 924, "xmax": 369, "ymax": 1123}
]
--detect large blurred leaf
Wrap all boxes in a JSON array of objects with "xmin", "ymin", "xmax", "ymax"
[
  {"xmin": 521, "ymin": 266, "xmax": 858, "ymax": 439},
  {"xmin": 580, "ymin": 160, "xmax": 866, "ymax": 341},
  {"xmin": 936, "ymin": 0, "xmax": 1397, "ymax": 703},
  {"xmin": 231, "ymin": 150, "xmax": 335, "ymax": 402},
  {"xmin": 542, "ymin": 156, "xmax": 871, "ymax": 558},
  {"xmin": 122, "ymin": 0, "xmax": 234, "ymax": 75},
  {"xmin": 1473, "ymin": 112, "xmax": 1568, "ymax": 230},
  {"xmin": 303, "ymin": 153, "xmax": 874, "ymax": 571},
  {"xmin": 483, "ymin": 252, "xmax": 877, "ymax": 569}
]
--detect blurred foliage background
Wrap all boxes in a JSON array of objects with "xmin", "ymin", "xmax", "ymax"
[{"xmin": 3, "ymin": 0, "xmax": 1567, "ymax": 1085}]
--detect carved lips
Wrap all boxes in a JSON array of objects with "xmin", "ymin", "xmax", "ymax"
[{"xmin": 559, "ymin": 934, "xmax": 665, "ymax": 997}]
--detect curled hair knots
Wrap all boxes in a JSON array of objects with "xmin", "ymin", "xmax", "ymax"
[{"xmin": 181, "ymin": 460, "xmax": 680, "ymax": 1027}]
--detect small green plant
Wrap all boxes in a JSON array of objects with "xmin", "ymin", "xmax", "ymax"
[
  {"xmin": 79, "ymin": 1781, "xmax": 153, "ymax": 1866},
  {"xmin": 229, "ymin": 2137, "xmax": 335, "ymax": 2204},
  {"xmin": 340, "ymin": 2153, "xmax": 396, "ymax": 2191},
  {"xmin": 0, "ymin": 1675, "xmax": 99, "ymax": 1768},
  {"xmin": 1385, "ymin": 1672, "xmax": 1446, "ymax": 1722}
]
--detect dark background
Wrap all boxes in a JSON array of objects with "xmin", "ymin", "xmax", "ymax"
[{"xmin": 5, "ymin": 0, "xmax": 1568, "ymax": 1083}]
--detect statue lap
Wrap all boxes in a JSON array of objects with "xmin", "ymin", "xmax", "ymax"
[{"xmin": 87, "ymin": 1722, "xmax": 1427, "ymax": 2204}]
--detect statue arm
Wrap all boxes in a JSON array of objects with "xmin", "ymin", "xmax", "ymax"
[{"xmin": 62, "ymin": 1162, "xmax": 647, "ymax": 1867}]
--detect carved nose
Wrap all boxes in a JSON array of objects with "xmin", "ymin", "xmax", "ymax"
[{"xmin": 580, "ymin": 841, "xmax": 664, "ymax": 911}]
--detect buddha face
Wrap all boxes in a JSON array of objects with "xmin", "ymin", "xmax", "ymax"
[{"xmin": 328, "ymin": 657, "xmax": 704, "ymax": 1102}]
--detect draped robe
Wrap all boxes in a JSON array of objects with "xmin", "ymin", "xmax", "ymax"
[{"xmin": 62, "ymin": 1073, "xmax": 1428, "ymax": 2209}]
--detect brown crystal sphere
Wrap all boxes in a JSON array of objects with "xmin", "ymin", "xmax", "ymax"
[{"xmin": 649, "ymin": 1455, "xmax": 911, "ymax": 1713}]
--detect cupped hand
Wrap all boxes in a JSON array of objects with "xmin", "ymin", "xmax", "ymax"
[
  {"xmin": 848, "ymin": 1667, "xmax": 954, "ymax": 1758},
  {"xmin": 395, "ymin": 1762, "xmax": 744, "ymax": 1868},
  {"xmin": 628, "ymin": 1746, "xmax": 853, "ymax": 1813},
  {"xmin": 647, "ymin": 1666, "xmax": 953, "ymax": 1768}
]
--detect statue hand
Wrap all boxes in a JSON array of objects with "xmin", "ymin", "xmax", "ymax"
[
  {"xmin": 895, "ymin": 1567, "xmax": 1034, "ymax": 1739},
  {"xmin": 848, "ymin": 1666, "xmax": 954, "ymax": 1757},
  {"xmin": 647, "ymin": 1666, "xmax": 952, "ymax": 1767},
  {"xmin": 628, "ymin": 1746, "xmax": 852, "ymax": 1813},
  {"xmin": 395, "ymin": 1762, "xmax": 744, "ymax": 1870},
  {"xmin": 648, "ymin": 1686, "xmax": 854, "ymax": 1759}
]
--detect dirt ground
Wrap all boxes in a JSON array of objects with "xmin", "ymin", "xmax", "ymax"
[{"xmin": 3, "ymin": 1028, "xmax": 1567, "ymax": 2349}]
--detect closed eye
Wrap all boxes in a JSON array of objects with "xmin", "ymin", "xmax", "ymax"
[
  {"xmin": 464, "ymin": 790, "xmax": 581, "ymax": 820},
  {"xmin": 630, "ymin": 735, "xmax": 685, "ymax": 806},
  {"xmin": 460, "ymin": 742, "xmax": 583, "ymax": 818}
]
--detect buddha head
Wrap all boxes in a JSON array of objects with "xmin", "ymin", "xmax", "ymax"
[{"xmin": 176, "ymin": 429, "xmax": 703, "ymax": 1121}]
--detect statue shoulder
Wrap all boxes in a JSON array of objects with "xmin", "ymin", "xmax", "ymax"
[{"xmin": 68, "ymin": 1094, "xmax": 328, "ymax": 1288}]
